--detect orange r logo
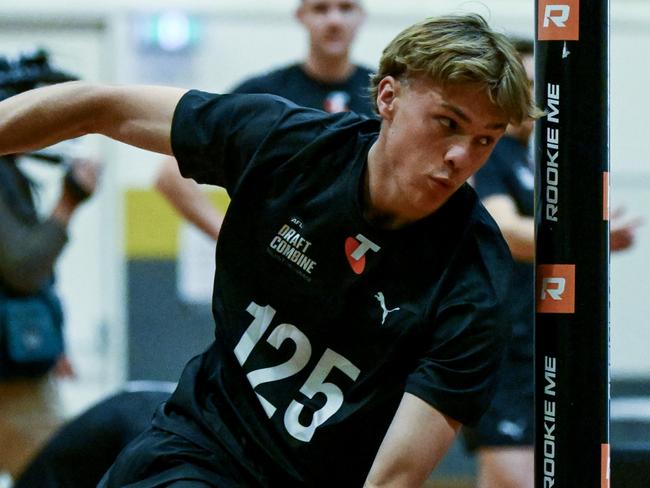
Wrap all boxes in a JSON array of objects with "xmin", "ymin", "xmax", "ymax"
[
  {"xmin": 538, "ymin": 0, "xmax": 580, "ymax": 41},
  {"xmin": 537, "ymin": 264, "xmax": 576, "ymax": 313}
]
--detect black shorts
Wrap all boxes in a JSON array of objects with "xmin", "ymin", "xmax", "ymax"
[
  {"xmin": 98, "ymin": 427, "xmax": 258, "ymax": 488},
  {"xmin": 462, "ymin": 354, "xmax": 534, "ymax": 451}
]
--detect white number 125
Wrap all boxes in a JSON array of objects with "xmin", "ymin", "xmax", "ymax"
[{"xmin": 233, "ymin": 302, "xmax": 361, "ymax": 442}]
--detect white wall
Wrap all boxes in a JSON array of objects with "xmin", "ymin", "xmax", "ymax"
[
  {"xmin": 609, "ymin": 11, "xmax": 650, "ymax": 377},
  {"xmin": 1, "ymin": 0, "xmax": 649, "ymax": 381}
]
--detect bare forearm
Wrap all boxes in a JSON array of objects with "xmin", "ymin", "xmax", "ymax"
[
  {"xmin": 168, "ymin": 184, "xmax": 223, "ymax": 241},
  {"xmin": 482, "ymin": 195, "xmax": 535, "ymax": 262},
  {"xmin": 0, "ymin": 82, "xmax": 187, "ymax": 157},
  {"xmin": 500, "ymin": 217, "xmax": 535, "ymax": 262},
  {"xmin": 364, "ymin": 393, "xmax": 460, "ymax": 488},
  {"xmin": 0, "ymin": 82, "xmax": 96, "ymax": 156},
  {"xmin": 156, "ymin": 157, "xmax": 223, "ymax": 240}
]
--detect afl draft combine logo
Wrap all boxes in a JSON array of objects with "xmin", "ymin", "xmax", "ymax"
[
  {"xmin": 538, "ymin": 0, "xmax": 580, "ymax": 41},
  {"xmin": 536, "ymin": 264, "xmax": 576, "ymax": 314},
  {"xmin": 345, "ymin": 234, "xmax": 380, "ymax": 274}
]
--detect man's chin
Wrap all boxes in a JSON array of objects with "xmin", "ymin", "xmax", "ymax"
[{"xmin": 320, "ymin": 42, "xmax": 349, "ymax": 58}]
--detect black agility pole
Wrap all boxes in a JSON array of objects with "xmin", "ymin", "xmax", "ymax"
[{"xmin": 534, "ymin": 1, "xmax": 610, "ymax": 487}]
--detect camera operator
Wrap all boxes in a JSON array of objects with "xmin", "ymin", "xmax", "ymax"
[{"xmin": 0, "ymin": 49, "xmax": 100, "ymax": 481}]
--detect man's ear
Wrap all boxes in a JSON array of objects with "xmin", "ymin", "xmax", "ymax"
[{"xmin": 376, "ymin": 76, "xmax": 400, "ymax": 120}]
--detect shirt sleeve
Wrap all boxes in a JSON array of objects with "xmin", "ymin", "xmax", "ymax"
[
  {"xmin": 170, "ymin": 90, "xmax": 327, "ymax": 194},
  {"xmin": 404, "ymin": 214, "xmax": 513, "ymax": 426},
  {"xmin": 230, "ymin": 76, "xmax": 267, "ymax": 95},
  {"xmin": 0, "ymin": 194, "xmax": 68, "ymax": 294}
]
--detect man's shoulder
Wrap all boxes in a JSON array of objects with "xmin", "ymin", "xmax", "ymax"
[
  {"xmin": 352, "ymin": 64, "xmax": 374, "ymax": 77},
  {"xmin": 230, "ymin": 64, "xmax": 301, "ymax": 94}
]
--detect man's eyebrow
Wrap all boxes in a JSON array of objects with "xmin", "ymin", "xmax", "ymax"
[
  {"xmin": 486, "ymin": 121, "xmax": 508, "ymax": 130},
  {"xmin": 441, "ymin": 102, "xmax": 507, "ymax": 131},
  {"xmin": 441, "ymin": 102, "xmax": 470, "ymax": 123}
]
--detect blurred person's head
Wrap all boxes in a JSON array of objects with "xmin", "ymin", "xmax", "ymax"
[{"xmin": 296, "ymin": 0, "xmax": 365, "ymax": 61}]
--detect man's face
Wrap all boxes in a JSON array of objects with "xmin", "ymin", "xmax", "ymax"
[
  {"xmin": 297, "ymin": 0, "xmax": 365, "ymax": 59},
  {"xmin": 373, "ymin": 75, "xmax": 508, "ymax": 221}
]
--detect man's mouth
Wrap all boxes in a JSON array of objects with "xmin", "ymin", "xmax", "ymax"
[{"xmin": 428, "ymin": 175, "xmax": 453, "ymax": 190}]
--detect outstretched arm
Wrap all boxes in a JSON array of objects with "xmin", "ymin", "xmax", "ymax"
[
  {"xmin": 0, "ymin": 81, "xmax": 188, "ymax": 157},
  {"xmin": 483, "ymin": 195, "xmax": 643, "ymax": 258},
  {"xmin": 155, "ymin": 157, "xmax": 224, "ymax": 241},
  {"xmin": 364, "ymin": 393, "xmax": 461, "ymax": 488}
]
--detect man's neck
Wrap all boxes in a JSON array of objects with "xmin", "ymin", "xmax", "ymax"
[
  {"xmin": 302, "ymin": 53, "xmax": 355, "ymax": 84},
  {"xmin": 362, "ymin": 141, "xmax": 413, "ymax": 230}
]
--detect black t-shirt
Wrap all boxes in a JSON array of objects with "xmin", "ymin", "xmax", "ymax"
[
  {"xmin": 231, "ymin": 63, "xmax": 375, "ymax": 117},
  {"xmin": 472, "ymin": 135, "xmax": 534, "ymax": 359},
  {"xmin": 159, "ymin": 91, "xmax": 513, "ymax": 486}
]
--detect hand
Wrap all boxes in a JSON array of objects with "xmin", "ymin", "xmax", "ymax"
[
  {"xmin": 52, "ymin": 158, "xmax": 102, "ymax": 223},
  {"xmin": 53, "ymin": 354, "xmax": 77, "ymax": 379},
  {"xmin": 63, "ymin": 158, "xmax": 101, "ymax": 205},
  {"xmin": 610, "ymin": 207, "xmax": 643, "ymax": 252}
]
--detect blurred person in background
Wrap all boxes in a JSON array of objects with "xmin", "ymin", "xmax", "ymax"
[
  {"xmin": 0, "ymin": 49, "xmax": 100, "ymax": 482},
  {"xmin": 233, "ymin": 0, "xmax": 373, "ymax": 114},
  {"xmin": 13, "ymin": 382, "xmax": 175, "ymax": 488}
]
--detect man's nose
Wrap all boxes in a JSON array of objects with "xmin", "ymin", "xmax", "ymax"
[
  {"xmin": 325, "ymin": 7, "xmax": 345, "ymax": 25},
  {"xmin": 443, "ymin": 140, "xmax": 472, "ymax": 172}
]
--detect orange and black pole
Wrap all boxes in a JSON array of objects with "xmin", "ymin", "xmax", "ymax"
[{"xmin": 535, "ymin": 1, "xmax": 610, "ymax": 487}]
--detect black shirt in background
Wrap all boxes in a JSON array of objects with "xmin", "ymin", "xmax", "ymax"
[{"xmin": 231, "ymin": 63, "xmax": 376, "ymax": 117}]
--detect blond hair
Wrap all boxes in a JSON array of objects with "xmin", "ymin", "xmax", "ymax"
[{"xmin": 370, "ymin": 14, "xmax": 541, "ymax": 123}]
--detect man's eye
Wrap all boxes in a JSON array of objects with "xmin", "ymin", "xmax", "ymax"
[
  {"xmin": 478, "ymin": 136, "xmax": 492, "ymax": 147},
  {"xmin": 439, "ymin": 117, "xmax": 456, "ymax": 130}
]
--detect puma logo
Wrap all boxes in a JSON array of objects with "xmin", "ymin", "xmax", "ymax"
[{"xmin": 374, "ymin": 292, "xmax": 400, "ymax": 325}]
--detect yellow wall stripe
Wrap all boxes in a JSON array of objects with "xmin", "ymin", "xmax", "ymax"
[{"xmin": 125, "ymin": 188, "xmax": 230, "ymax": 258}]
